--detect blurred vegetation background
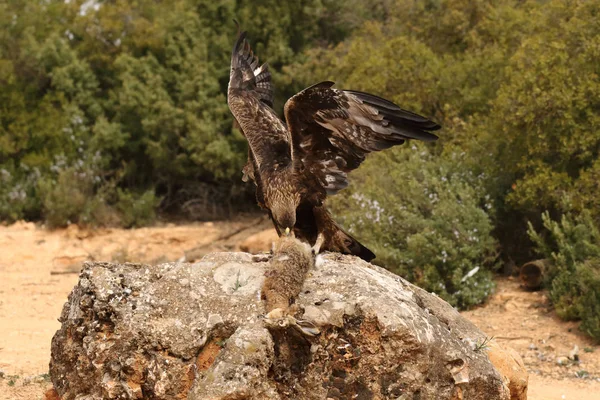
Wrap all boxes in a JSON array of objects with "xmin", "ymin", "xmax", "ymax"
[{"xmin": 1, "ymin": 0, "xmax": 599, "ymax": 339}]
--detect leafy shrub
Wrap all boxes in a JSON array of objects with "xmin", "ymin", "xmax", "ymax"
[
  {"xmin": 330, "ymin": 145, "xmax": 498, "ymax": 309},
  {"xmin": 116, "ymin": 189, "xmax": 161, "ymax": 228},
  {"xmin": 0, "ymin": 164, "xmax": 43, "ymax": 222},
  {"xmin": 528, "ymin": 211, "xmax": 600, "ymax": 341},
  {"xmin": 578, "ymin": 264, "xmax": 600, "ymax": 342},
  {"xmin": 36, "ymin": 153, "xmax": 122, "ymax": 228},
  {"xmin": 38, "ymin": 167, "xmax": 91, "ymax": 228}
]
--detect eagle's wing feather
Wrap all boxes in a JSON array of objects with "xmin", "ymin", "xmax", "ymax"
[
  {"xmin": 229, "ymin": 32, "xmax": 273, "ymax": 107},
  {"xmin": 284, "ymin": 82, "xmax": 440, "ymax": 196}
]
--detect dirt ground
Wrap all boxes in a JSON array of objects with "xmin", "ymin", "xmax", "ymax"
[{"xmin": 0, "ymin": 220, "xmax": 599, "ymax": 399}]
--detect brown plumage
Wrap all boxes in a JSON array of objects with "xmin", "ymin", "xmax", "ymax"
[{"xmin": 227, "ymin": 29, "xmax": 441, "ymax": 262}]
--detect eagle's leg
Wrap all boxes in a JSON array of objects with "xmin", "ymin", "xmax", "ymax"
[
  {"xmin": 311, "ymin": 204, "xmax": 376, "ymax": 261},
  {"xmin": 312, "ymin": 232, "xmax": 325, "ymax": 255}
]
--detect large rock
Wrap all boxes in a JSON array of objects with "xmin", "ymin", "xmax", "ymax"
[{"xmin": 50, "ymin": 253, "xmax": 527, "ymax": 400}]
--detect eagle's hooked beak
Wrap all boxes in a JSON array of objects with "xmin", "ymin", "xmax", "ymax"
[{"xmin": 284, "ymin": 227, "xmax": 294, "ymax": 237}]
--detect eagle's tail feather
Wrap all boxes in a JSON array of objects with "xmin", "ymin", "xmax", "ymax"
[{"xmin": 331, "ymin": 222, "xmax": 376, "ymax": 262}]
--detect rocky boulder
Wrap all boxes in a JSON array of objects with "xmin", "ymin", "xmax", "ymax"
[{"xmin": 49, "ymin": 252, "xmax": 527, "ymax": 399}]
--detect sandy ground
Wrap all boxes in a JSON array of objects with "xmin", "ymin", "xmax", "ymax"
[{"xmin": 0, "ymin": 221, "xmax": 599, "ymax": 399}]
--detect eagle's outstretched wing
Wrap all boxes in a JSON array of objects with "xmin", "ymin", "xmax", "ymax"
[
  {"xmin": 284, "ymin": 81, "xmax": 440, "ymax": 196},
  {"xmin": 229, "ymin": 30, "xmax": 287, "ymax": 189}
]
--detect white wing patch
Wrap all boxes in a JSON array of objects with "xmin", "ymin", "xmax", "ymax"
[{"xmin": 316, "ymin": 158, "xmax": 348, "ymax": 193}]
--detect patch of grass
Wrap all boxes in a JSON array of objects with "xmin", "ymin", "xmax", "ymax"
[
  {"xmin": 576, "ymin": 370, "xmax": 589, "ymax": 378},
  {"xmin": 231, "ymin": 269, "xmax": 248, "ymax": 292},
  {"xmin": 4, "ymin": 374, "xmax": 20, "ymax": 386},
  {"xmin": 584, "ymin": 347, "xmax": 595, "ymax": 353},
  {"xmin": 474, "ymin": 336, "xmax": 494, "ymax": 353}
]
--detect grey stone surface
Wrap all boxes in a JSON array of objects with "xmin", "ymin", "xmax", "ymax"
[{"xmin": 50, "ymin": 252, "xmax": 517, "ymax": 399}]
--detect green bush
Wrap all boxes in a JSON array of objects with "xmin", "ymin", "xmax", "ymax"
[
  {"xmin": 0, "ymin": 164, "xmax": 42, "ymax": 222},
  {"xmin": 116, "ymin": 189, "xmax": 161, "ymax": 228},
  {"xmin": 33, "ymin": 150, "xmax": 160, "ymax": 228},
  {"xmin": 578, "ymin": 263, "xmax": 600, "ymax": 342},
  {"xmin": 36, "ymin": 152, "xmax": 122, "ymax": 228},
  {"xmin": 38, "ymin": 167, "xmax": 91, "ymax": 228},
  {"xmin": 330, "ymin": 145, "xmax": 498, "ymax": 309},
  {"xmin": 528, "ymin": 211, "xmax": 600, "ymax": 341}
]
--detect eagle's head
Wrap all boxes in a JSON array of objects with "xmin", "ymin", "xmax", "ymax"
[{"xmin": 270, "ymin": 196, "xmax": 300, "ymax": 237}]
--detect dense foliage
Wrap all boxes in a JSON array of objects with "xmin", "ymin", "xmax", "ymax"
[
  {"xmin": 330, "ymin": 145, "xmax": 498, "ymax": 308},
  {"xmin": 2, "ymin": 1, "xmax": 599, "ymax": 328},
  {"xmin": 528, "ymin": 212, "xmax": 600, "ymax": 341}
]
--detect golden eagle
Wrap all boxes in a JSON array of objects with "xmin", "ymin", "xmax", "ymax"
[{"xmin": 227, "ymin": 30, "xmax": 440, "ymax": 262}]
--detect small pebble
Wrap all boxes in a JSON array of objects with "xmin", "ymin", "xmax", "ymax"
[{"xmin": 556, "ymin": 356, "xmax": 569, "ymax": 366}]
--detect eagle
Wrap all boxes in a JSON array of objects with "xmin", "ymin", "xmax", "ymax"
[{"xmin": 227, "ymin": 30, "xmax": 440, "ymax": 262}]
